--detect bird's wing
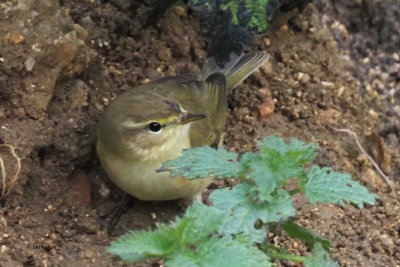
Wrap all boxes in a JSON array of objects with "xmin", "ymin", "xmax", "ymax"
[
  {"xmin": 151, "ymin": 52, "xmax": 269, "ymax": 147},
  {"xmin": 174, "ymin": 73, "xmax": 228, "ymax": 147}
]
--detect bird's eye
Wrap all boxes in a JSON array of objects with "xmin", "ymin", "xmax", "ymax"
[{"xmin": 148, "ymin": 122, "xmax": 162, "ymax": 132}]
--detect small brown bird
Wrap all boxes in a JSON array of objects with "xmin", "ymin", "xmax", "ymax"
[{"xmin": 97, "ymin": 52, "xmax": 268, "ymax": 201}]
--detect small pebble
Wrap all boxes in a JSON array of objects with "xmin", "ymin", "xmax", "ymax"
[
  {"xmin": 258, "ymin": 88, "xmax": 271, "ymax": 97},
  {"xmin": 337, "ymin": 86, "xmax": 345, "ymax": 97},
  {"xmin": 369, "ymin": 109, "xmax": 379, "ymax": 119},
  {"xmin": 388, "ymin": 63, "xmax": 400, "ymax": 75},
  {"xmin": 357, "ymin": 154, "xmax": 369, "ymax": 165},
  {"xmin": 237, "ymin": 107, "xmax": 250, "ymax": 117},
  {"xmin": 393, "ymin": 106, "xmax": 400, "ymax": 117},
  {"xmin": 343, "ymin": 161, "xmax": 355, "ymax": 172},
  {"xmin": 379, "ymin": 234, "xmax": 394, "ymax": 252},
  {"xmin": 260, "ymin": 61, "xmax": 273, "ymax": 76},
  {"xmin": 298, "ymin": 72, "xmax": 310, "ymax": 84},
  {"xmin": 102, "ymin": 97, "xmax": 109, "ymax": 105},
  {"xmin": 263, "ymin": 38, "xmax": 271, "ymax": 47},
  {"xmin": 25, "ymin": 56, "xmax": 35, "ymax": 71},
  {"xmin": 0, "ymin": 245, "xmax": 8, "ymax": 254},
  {"xmin": 98, "ymin": 183, "xmax": 110, "ymax": 199},
  {"xmin": 368, "ymin": 68, "xmax": 376, "ymax": 80},
  {"xmin": 258, "ymin": 99, "xmax": 275, "ymax": 119},
  {"xmin": 321, "ymin": 81, "xmax": 334, "ymax": 87},
  {"xmin": 143, "ymin": 67, "xmax": 162, "ymax": 80},
  {"xmin": 84, "ymin": 249, "xmax": 96, "ymax": 259},
  {"xmin": 10, "ymin": 31, "xmax": 24, "ymax": 44},
  {"xmin": 392, "ymin": 53, "xmax": 399, "ymax": 61}
]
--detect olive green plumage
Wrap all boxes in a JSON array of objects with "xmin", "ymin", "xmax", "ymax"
[{"xmin": 97, "ymin": 52, "xmax": 268, "ymax": 201}]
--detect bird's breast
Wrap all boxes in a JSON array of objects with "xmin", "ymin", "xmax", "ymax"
[{"xmin": 97, "ymin": 123, "xmax": 209, "ymax": 200}]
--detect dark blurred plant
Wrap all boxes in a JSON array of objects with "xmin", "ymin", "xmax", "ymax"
[
  {"xmin": 132, "ymin": 0, "xmax": 311, "ymax": 63},
  {"xmin": 190, "ymin": 0, "xmax": 273, "ymax": 32},
  {"xmin": 188, "ymin": 0, "xmax": 311, "ymax": 63}
]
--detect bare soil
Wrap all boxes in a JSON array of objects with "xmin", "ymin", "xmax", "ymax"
[{"xmin": 0, "ymin": 0, "xmax": 399, "ymax": 266}]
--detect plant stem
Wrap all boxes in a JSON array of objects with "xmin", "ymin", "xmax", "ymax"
[
  {"xmin": 289, "ymin": 188, "xmax": 301, "ymax": 195},
  {"xmin": 261, "ymin": 244, "xmax": 307, "ymax": 263},
  {"xmin": 267, "ymin": 251, "xmax": 306, "ymax": 263}
]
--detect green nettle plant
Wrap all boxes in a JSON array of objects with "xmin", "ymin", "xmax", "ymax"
[
  {"xmin": 108, "ymin": 135, "xmax": 378, "ymax": 266},
  {"xmin": 189, "ymin": 0, "xmax": 273, "ymax": 32}
]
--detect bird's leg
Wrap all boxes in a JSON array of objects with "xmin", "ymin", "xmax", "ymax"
[
  {"xmin": 218, "ymin": 133, "xmax": 225, "ymax": 148},
  {"xmin": 193, "ymin": 193, "xmax": 203, "ymax": 204},
  {"xmin": 99, "ymin": 195, "xmax": 136, "ymax": 233}
]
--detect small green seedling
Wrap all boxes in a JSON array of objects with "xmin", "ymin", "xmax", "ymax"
[{"xmin": 108, "ymin": 135, "xmax": 378, "ymax": 266}]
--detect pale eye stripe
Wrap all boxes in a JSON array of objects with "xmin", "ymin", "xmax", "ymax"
[
  {"xmin": 121, "ymin": 119, "xmax": 147, "ymax": 129},
  {"xmin": 121, "ymin": 116, "xmax": 180, "ymax": 129}
]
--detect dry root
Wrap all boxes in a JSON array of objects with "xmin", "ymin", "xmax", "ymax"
[
  {"xmin": 330, "ymin": 126, "xmax": 398, "ymax": 202},
  {"xmin": 0, "ymin": 144, "xmax": 21, "ymax": 197}
]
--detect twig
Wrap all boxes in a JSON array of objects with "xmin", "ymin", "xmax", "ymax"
[
  {"xmin": 0, "ymin": 144, "xmax": 22, "ymax": 196},
  {"xmin": 329, "ymin": 126, "xmax": 398, "ymax": 202},
  {"xmin": 0, "ymin": 156, "xmax": 6, "ymax": 196}
]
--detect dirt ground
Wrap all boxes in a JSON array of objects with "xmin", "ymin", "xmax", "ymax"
[{"xmin": 0, "ymin": 0, "xmax": 399, "ymax": 266}]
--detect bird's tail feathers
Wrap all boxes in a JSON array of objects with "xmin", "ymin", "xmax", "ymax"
[
  {"xmin": 200, "ymin": 52, "xmax": 269, "ymax": 92},
  {"xmin": 226, "ymin": 52, "xmax": 269, "ymax": 90}
]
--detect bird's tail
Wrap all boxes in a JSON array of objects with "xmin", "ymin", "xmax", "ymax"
[{"xmin": 200, "ymin": 52, "xmax": 269, "ymax": 92}]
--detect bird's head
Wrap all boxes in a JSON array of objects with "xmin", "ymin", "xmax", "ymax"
[{"xmin": 97, "ymin": 87, "xmax": 205, "ymax": 161}]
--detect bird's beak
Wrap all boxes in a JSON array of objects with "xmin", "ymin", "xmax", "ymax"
[{"xmin": 179, "ymin": 113, "xmax": 206, "ymax": 125}]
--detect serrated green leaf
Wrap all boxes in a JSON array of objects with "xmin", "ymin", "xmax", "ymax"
[
  {"xmin": 107, "ymin": 204, "xmax": 223, "ymax": 262},
  {"xmin": 248, "ymin": 164, "xmax": 277, "ymax": 202},
  {"xmin": 182, "ymin": 204, "xmax": 223, "ymax": 243},
  {"xmin": 221, "ymin": 1, "xmax": 240, "ymax": 25},
  {"xmin": 304, "ymin": 166, "xmax": 379, "ymax": 208},
  {"xmin": 245, "ymin": 0, "xmax": 269, "ymax": 31},
  {"xmin": 305, "ymin": 242, "xmax": 339, "ymax": 267},
  {"xmin": 258, "ymin": 135, "xmax": 318, "ymax": 166},
  {"xmin": 107, "ymin": 222, "xmax": 184, "ymax": 262},
  {"xmin": 166, "ymin": 253, "xmax": 198, "ymax": 267},
  {"xmin": 209, "ymin": 183, "xmax": 296, "ymax": 244},
  {"xmin": 239, "ymin": 136, "xmax": 317, "ymax": 201},
  {"xmin": 283, "ymin": 220, "xmax": 330, "ymax": 251},
  {"xmin": 161, "ymin": 146, "xmax": 241, "ymax": 179},
  {"xmin": 255, "ymin": 136, "xmax": 317, "ymax": 183},
  {"xmin": 167, "ymin": 236, "xmax": 272, "ymax": 267},
  {"xmin": 112, "ymin": 202, "xmax": 271, "ymax": 267},
  {"xmin": 239, "ymin": 152, "xmax": 278, "ymax": 201}
]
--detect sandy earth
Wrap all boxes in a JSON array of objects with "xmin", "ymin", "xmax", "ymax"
[{"xmin": 0, "ymin": 0, "xmax": 399, "ymax": 266}]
